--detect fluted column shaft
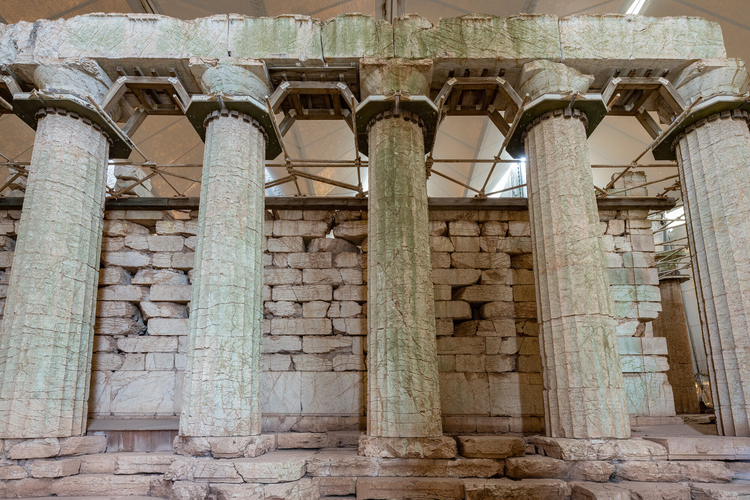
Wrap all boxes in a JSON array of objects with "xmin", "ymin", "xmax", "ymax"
[
  {"xmin": 0, "ymin": 110, "xmax": 109, "ymax": 438},
  {"xmin": 674, "ymin": 112, "xmax": 750, "ymax": 434},
  {"xmin": 367, "ymin": 112, "xmax": 442, "ymax": 437},
  {"xmin": 525, "ymin": 110, "xmax": 630, "ymax": 438},
  {"xmin": 179, "ymin": 110, "xmax": 266, "ymax": 437}
]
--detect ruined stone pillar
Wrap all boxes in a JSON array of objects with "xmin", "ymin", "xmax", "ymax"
[
  {"xmin": 358, "ymin": 59, "xmax": 454, "ymax": 458},
  {"xmin": 669, "ymin": 60, "xmax": 750, "ymax": 435},
  {"xmin": 520, "ymin": 61, "xmax": 630, "ymax": 439},
  {"xmin": 0, "ymin": 63, "xmax": 113, "ymax": 438},
  {"xmin": 653, "ymin": 277, "xmax": 701, "ymax": 414},
  {"xmin": 177, "ymin": 61, "xmax": 276, "ymax": 456}
]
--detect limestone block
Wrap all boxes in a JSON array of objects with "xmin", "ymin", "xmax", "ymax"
[
  {"xmin": 454, "ymin": 285, "xmax": 513, "ymax": 303},
  {"xmin": 107, "ymin": 371, "xmax": 175, "ymax": 415},
  {"xmin": 570, "ymin": 482, "xmax": 630, "ymax": 500},
  {"xmin": 277, "ymin": 433, "xmax": 327, "ymax": 449},
  {"xmin": 329, "ymin": 301, "xmax": 362, "ymax": 318},
  {"xmin": 430, "ymin": 221, "xmax": 447, "ymax": 236},
  {"xmin": 690, "ymin": 483, "xmax": 750, "ymax": 499},
  {"xmin": 300, "ymin": 372, "xmax": 364, "ymax": 414},
  {"xmin": 263, "ymin": 477, "xmax": 318, "ymax": 500},
  {"xmin": 529, "ymin": 436, "xmax": 667, "ymax": 461},
  {"xmin": 432, "ymin": 252, "xmax": 452, "ymax": 269},
  {"xmin": 99, "ymin": 266, "xmax": 130, "ymax": 285},
  {"xmin": 0, "ymin": 464, "xmax": 27, "ymax": 479},
  {"xmin": 267, "ymin": 236, "xmax": 305, "ymax": 253},
  {"xmin": 301, "ymin": 335, "xmax": 352, "ymax": 354},
  {"xmin": 302, "ymin": 269, "xmax": 345, "ymax": 285},
  {"xmin": 9, "ymin": 438, "xmax": 61, "ymax": 459},
  {"xmin": 433, "ymin": 269, "xmax": 481, "ymax": 287},
  {"xmin": 332, "ymin": 220, "xmax": 367, "ymax": 245},
  {"xmin": 437, "ymin": 337, "xmax": 485, "ymax": 354},
  {"xmin": 307, "ymin": 238, "xmax": 359, "ymax": 254},
  {"xmin": 264, "ymin": 268, "xmax": 303, "ymax": 286},
  {"xmin": 359, "ymin": 436, "xmax": 457, "ymax": 459},
  {"xmin": 150, "ymin": 284, "xmax": 191, "ymax": 302},
  {"xmin": 166, "ymin": 457, "xmax": 243, "ymax": 483},
  {"xmin": 332, "ymin": 318, "xmax": 366, "ymax": 335},
  {"xmin": 333, "ymin": 285, "xmax": 366, "ymax": 301},
  {"xmin": 117, "ymin": 336, "xmax": 178, "ymax": 352},
  {"xmin": 434, "ymin": 300, "xmax": 473, "ymax": 319},
  {"xmin": 431, "ymin": 236, "xmax": 455, "ymax": 252},
  {"xmin": 28, "ymin": 458, "xmax": 80, "ymax": 478},
  {"xmin": 132, "ymin": 269, "xmax": 188, "ymax": 285},
  {"xmin": 623, "ymin": 373, "xmax": 676, "ymax": 417},
  {"xmin": 101, "ymin": 251, "xmax": 152, "ymax": 269},
  {"xmin": 451, "ymin": 252, "xmax": 511, "ymax": 269},
  {"xmin": 233, "ymin": 453, "xmax": 307, "ymax": 483},
  {"xmin": 265, "ymin": 301, "xmax": 302, "ymax": 318},
  {"xmin": 439, "ymin": 373, "xmax": 490, "ymax": 415},
  {"xmin": 58, "ymin": 435, "xmax": 107, "ymax": 456},
  {"xmin": 146, "ymin": 352, "xmax": 175, "ymax": 370},
  {"xmin": 456, "ymin": 436, "xmax": 525, "ymax": 459},
  {"xmin": 261, "ymin": 372, "xmax": 302, "ymax": 414},
  {"xmin": 273, "ymin": 285, "xmax": 332, "ymax": 302},
  {"xmin": 480, "ymin": 268, "xmax": 513, "ymax": 285},
  {"xmin": 464, "ymin": 478, "xmax": 570, "ymax": 500},
  {"xmin": 98, "ymin": 284, "xmax": 150, "ymax": 302},
  {"xmin": 436, "ymin": 319, "xmax": 454, "ymax": 336},
  {"xmin": 147, "ymin": 235, "xmax": 184, "ymax": 252},
  {"xmin": 506, "ymin": 456, "xmax": 570, "ymax": 479},
  {"xmin": 95, "ymin": 317, "xmax": 146, "ymax": 336},
  {"xmin": 644, "ymin": 436, "xmax": 750, "ymax": 461},
  {"xmin": 292, "ymin": 354, "xmax": 333, "ymax": 371},
  {"xmin": 480, "ymin": 301, "xmax": 514, "ymax": 319},
  {"xmin": 96, "ymin": 301, "xmax": 137, "ymax": 319},
  {"xmin": 262, "ymin": 336, "xmax": 302, "ymax": 353},
  {"xmin": 434, "ymin": 285, "xmax": 452, "ymax": 301},
  {"xmin": 49, "ymin": 473, "xmax": 155, "ymax": 496},
  {"xmin": 156, "ymin": 220, "xmax": 198, "ymax": 236},
  {"xmin": 333, "ymin": 252, "xmax": 361, "ymax": 268},
  {"xmin": 103, "ymin": 220, "xmax": 149, "ymax": 237},
  {"xmin": 449, "ymin": 221, "xmax": 480, "ymax": 237},
  {"xmin": 288, "ymin": 252, "xmax": 333, "ymax": 269},
  {"xmin": 569, "ymin": 461, "xmax": 615, "ymax": 483},
  {"xmin": 480, "ymin": 236, "xmax": 532, "ymax": 254},
  {"xmin": 314, "ymin": 476, "xmax": 356, "ymax": 496},
  {"xmin": 393, "ymin": 13, "xmax": 561, "ymax": 61},
  {"xmin": 273, "ymin": 220, "xmax": 329, "ymax": 239},
  {"xmin": 123, "ymin": 234, "xmax": 148, "ymax": 250},
  {"xmin": 451, "ymin": 236, "xmax": 480, "ymax": 252},
  {"xmin": 271, "ymin": 318, "xmax": 331, "ymax": 336},
  {"xmin": 333, "ymin": 354, "xmax": 366, "ymax": 371},
  {"xmin": 140, "ymin": 301, "xmax": 187, "ymax": 320},
  {"xmin": 488, "ymin": 373, "xmax": 544, "ymax": 416},
  {"xmin": 486, "ymin": 355, "xmax": 516, "ymax": 372},
  {"xmin": 615, "ymin": 460, "xmax": 732, "ymax": 483}
]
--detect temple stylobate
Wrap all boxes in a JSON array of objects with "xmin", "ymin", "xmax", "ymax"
[{"xmin": 0, "ymin": 7, "xmax": 748, "ymax": 498}]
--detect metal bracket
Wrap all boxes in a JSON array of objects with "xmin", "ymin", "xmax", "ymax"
[
  {"xmin": 186, "ymin": 93, "xmax": 283, "ymax": 160},
  {"xmin": 355, "ymin": 94, "xmax": 439, "ymax": 156},
  {"xmin": 12, "ymin": 91, "xmax": 133, "ymax": 159},
  {"xmin": 505, "ymin": 93, "xmax": 608, "ymax": 159}
]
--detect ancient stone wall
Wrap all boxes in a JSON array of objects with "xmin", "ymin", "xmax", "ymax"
[{"xmin": 0, "ymin": 204, "xmax": 670, "ymax": 432}]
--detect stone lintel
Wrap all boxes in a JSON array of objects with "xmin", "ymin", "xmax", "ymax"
[
  {"xmin": 174, "ymin": 435, "xmax": 277, "ymax": 458},
  {"xmin": 528, "ymin": 436, "xmax": 668, "ymax": 462},
  {"xmin": 644, "ymin": 436, "xmax": 750, "ymax": 461},
  {"xmin": 358, "ymin": 436, "xmax": 458, "ymax": 459}
]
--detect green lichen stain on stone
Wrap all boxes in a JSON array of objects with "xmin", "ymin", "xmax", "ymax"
[
  {"xmin": 322, "ymin": 14, "xmax": 393, "ymax": 59},
  {"xmin": 229, "ymin": 16, "xmax": 322, "ymax": 61}
]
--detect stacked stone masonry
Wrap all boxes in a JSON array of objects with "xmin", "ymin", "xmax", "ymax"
[{"xmin": 0, "ymin": 205, "xmax": 669, "ymax": 434}]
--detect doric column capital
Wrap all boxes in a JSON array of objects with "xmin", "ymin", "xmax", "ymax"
[
  {"xmin": 507, "ymin": 60, "xmax": 606, "ymax": 158},
  {"xmin": 11, "ymin": 59, "xmax": 132, "ymax": 158},
  {"xmin": 355, "ymin": 59, "xmax": 438, "ymax": 156},
  {"xmin": 185, "ymin": 57, "xmax": 281, "ymax": 159},
  {"xmin": 673, "ymin": 58, "xmax": 750, "ymax": 105}
]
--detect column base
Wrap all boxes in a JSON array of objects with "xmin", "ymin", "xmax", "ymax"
[
  {"xmin": 4, "ymin": 436, "xmax": 107, "ymax": 459},
  {"xmin": 174, "ymin": 435, "xmax": 277, "ymax": 458},
  {"xmin": 358, "ymin": 435, "xmax": 457, "ymax": 459}
]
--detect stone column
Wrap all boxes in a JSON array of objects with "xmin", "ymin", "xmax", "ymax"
[
  {"xmin": 653, "ymin": 277, "xmax": 701, "ymax": 414},
  {"xmin": 0, "ymin": 63, "xmax": 113, "ymax": 438},
  {"xmin": 670, "ymin": 59, "xmax": 750, "ymax": 435},
  {"xmin": 520, "ymin": 61, "xmax": 630, "ymax": 439},
  {"xmin": 358, "ymin": 59, "xmax": 454, "ymax": 458},
  {"xmin": 177, "ymin": 62, "xmax": 275, "ymax": 457}
]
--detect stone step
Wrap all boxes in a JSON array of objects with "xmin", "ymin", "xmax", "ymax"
[
  {"xmin": 464, "ymin": 478, "xmax": 570, "ymax": 499},
  {"xmin": 0, "ymin": 474, "xmax": 162, "ymax": 498},
  {"xmin": 644, "ymin": 436, "xmax": 750, "ymax": 460},
  {"xmin": 571, "ymin": 481, "xmax": 692, "ymax": 499},
  {"xmin": 356, "ymin": 477, "xmax": 465, "ymax": 499}
]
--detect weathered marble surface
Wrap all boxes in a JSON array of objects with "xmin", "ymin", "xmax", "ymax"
[
  {"xmin": 0, "ymin": 64, "xmax": 111, "ymax": 438},
  {"xmin": 179, "ymin": 65, "xmax": 268, "ymax": 438},
  {"xmin": 366, "ymin": 61, "xmax": 441, "ymax": 438},
  {"xmin": 523, "ymin": 62, "xmax": 629, "ymax": 439},
  {"xmin": 672, "ymin": 61, "xmax": 750, "ymax": 435},
  {"xmin": 652, "ymin": 278, "xmax": 701, "ymax": 414}
]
